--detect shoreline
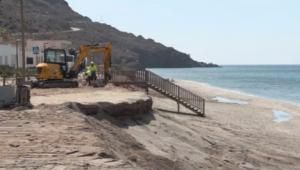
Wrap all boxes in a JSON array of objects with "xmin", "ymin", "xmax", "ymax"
[
  {"xmin": 133, "ymin": 79, "xmax": 300, "ymax": 169},
  {"xmin": 176, "ymin": 79, "xmax": 300, "ymax": 108},
  {"xmin": 172, "ymin": 79, "xmax": 300, "ymax": 128}
]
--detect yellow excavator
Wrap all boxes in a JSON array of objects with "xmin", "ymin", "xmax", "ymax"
[{"xmin": 34, "ymin": 42, "xmax": 112, "ymax": 88}]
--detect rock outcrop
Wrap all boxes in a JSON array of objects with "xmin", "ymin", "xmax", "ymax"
[{"xmin": 0, "ymin": 0, "xmax": 218, "ymax": 68}]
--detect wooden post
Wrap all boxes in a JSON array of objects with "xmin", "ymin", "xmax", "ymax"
[
  {"xmin": 177, "ymin": 86, "xmax": 180, "ymax": 112},
  {"xmin": 3, "ymin": 77, "xmax": 6, "ymax": 86},
  {"xmin": 145, "ymin": 70, "xmax": 149, "ymax": 95},
  {"xmin": 144, "ymin": 80, "xmax": 149, "ymax": 95},
  {"xmin": 177, "ymin": 86, "xmax": 180, "ymax": 99},
  {"xmin": 202, "ymin": 100, "xmax": 205, "ymax": 117}
]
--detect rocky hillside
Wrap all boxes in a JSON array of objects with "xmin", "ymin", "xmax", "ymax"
[{"xmin": 0, "ymin": 0, "xmax": 218, "ymax": 68}]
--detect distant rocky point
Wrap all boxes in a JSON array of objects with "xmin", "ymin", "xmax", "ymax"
[
  {"xmin": 198, "ymin": 62, "xmax": 220, "ymax": 67},
  {"xmin": 0, "ymin": 0, "xmax": 218, "ymax": 68}
]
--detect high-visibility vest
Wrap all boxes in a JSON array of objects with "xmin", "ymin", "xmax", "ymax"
[
  {"xmin": 85, "ymin": 66, "xmax": 92, "ymax": 76},
  {"xmin": 90, "ymin": 64, "xmax": 97, "ymax": 72}
]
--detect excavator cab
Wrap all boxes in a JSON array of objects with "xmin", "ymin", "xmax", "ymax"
[
  {"xmin": 36, "ymin": 49, "xmax": 68, "ymax": 80},
  {"xmin": 34, "ymin": 49, "xmax": 78, "ymax": 88}
]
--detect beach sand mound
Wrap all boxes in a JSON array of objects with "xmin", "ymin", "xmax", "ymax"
[
  {"xmin": 0, "ymin": 97, "xmax": 186, "ymax": 170},
  {"xmin": 1, "ymin": 85, "xmax": 300, "ymax": 169}
]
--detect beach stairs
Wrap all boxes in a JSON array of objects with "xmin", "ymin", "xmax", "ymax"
[{"xmin": 111, "ymin": 70, "xmax": 205, "ymax": 117}]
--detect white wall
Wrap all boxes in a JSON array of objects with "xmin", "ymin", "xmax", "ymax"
[
  {"xmin": 0, "ymin": 39, "xmax": 72, "ymax": 68},
  {"xmin": 0, "ymin": 44, "xmax": 16, "ymax": 67}
]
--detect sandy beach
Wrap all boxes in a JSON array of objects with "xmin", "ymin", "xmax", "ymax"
[
  {"xmin": 1, "ymin": 0, "xmax": 299, "ymax": 169},
  {"xmin": 1, "ymin": 81, "xmax": 300, "ymax": 169},
  {"xmin": 126, "ymin": 80, "xmax": 300, "ymax": 169}
]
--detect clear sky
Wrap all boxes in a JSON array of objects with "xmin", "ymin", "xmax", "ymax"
[{"xmin": 65, "ymin": 0, "xmax": 300, "ymax": 65}]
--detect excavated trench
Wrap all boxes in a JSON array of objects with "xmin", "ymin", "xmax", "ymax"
[{"xmin": 63, "ymin": 97, "xmax": 186, "ymax": 170}]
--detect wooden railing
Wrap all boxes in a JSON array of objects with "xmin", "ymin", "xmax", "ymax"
[
  {"xmin": 111, "ymin": 70, "xmax": 147, "ymax": 84},
  {"xmin": 111, "ymin": 69, "xmax": 205, "ymax": 116}
]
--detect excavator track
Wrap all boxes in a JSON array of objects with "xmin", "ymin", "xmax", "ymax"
[{"xmin": 33, "ymin": 80, "xmax": 79, "ymax": 88}]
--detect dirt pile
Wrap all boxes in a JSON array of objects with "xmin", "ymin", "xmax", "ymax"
[
  {"xmin": 65, "ymin": 100, "xmax": 186, "ymax": 170},
  {"xmin": 0, "ymin": 95, "xmax": 189, "ymax": 169},
  {"xmin": 68, "ymin": 98, "xmax": 153, "ymax": 117}
]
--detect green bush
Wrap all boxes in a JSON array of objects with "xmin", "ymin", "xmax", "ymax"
[
  {"xmin": 0, "ymin": 65, "xmax": 35, "ymax": 77},
  {"xmin": 0, "ymin": 27, "xmax": 7, "ymax": 34},
  {"xmin": 0, "ymin": 65, "xmax": 15, "ymax": 86},
  {"xmin": 0, "ymin": 65, "xmax": 15, "ymax": 78},
  {"xmin": 0, "ymin": 65, "xmax": 35, "ymax": 78},
  {"xmin": 0, "ymin": 65, "xmax": 35, "ymax": 85}
]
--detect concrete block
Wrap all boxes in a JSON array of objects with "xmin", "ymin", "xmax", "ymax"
[{"xmin": 0, "ymin": 86, "xmax": 16, "ymax": 107}]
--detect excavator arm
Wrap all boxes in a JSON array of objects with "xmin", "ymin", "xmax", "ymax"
[{"xmin": 70, "ymin": 42, "xmax": 112, "ymax": 81}]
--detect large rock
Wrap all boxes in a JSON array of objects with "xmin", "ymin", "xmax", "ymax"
[{"xmin": 0, "ymin": 86, "xmax": 16, "ymax": 107}]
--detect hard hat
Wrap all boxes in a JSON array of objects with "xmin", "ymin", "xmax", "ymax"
[{"xmin": 90, "ymin": 61, "xmax": 94, "ymax": 64}]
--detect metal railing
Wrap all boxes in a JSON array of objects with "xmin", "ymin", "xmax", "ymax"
[{"xmin": 111, "ymin": 69, "xmax": 205, "ymax": 116}]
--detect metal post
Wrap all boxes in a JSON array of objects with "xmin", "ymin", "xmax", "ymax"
[
  {"xmin": 35, "ymin": 53, "xmax": 38, "ymax": 64},
  {"xmin": 20, "ymin": 0, "xmax": 26, "ymax": 70}
]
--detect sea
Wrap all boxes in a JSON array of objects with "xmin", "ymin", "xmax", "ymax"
[{"xmin": 149, "ymin": 65, "xmax": 300, "ymax": 105}]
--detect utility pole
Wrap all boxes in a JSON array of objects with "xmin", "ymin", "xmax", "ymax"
[
  {"xmin": 20, "ymin": 0, "xmax": 26, "ymax": 70},
  {"xmin": 15, "ymin": 39, "xmax": 20, "ymax": 69}
]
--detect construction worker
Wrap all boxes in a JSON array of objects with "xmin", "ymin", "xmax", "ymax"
[
  {"xmin": 84, "ymin": 66, "xmax": 92, "ymax": 86},
  {"xmin": 89, "ymin": 61, "xmax": 98, "ymax": 82},
  {"xmin": 84, "ymin": 61, "xmax": 98, "ymax": 86}
]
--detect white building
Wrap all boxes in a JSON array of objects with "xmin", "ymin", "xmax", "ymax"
[
  {"xmin": 0, "ymin": 43, "xmax": 16, "ymax": 67},
  {"xmin": 24, "ymin": 39, "xmax": 72, "ymax": 68},
  {"xmin": 0, "ymin": 39, "xmax": 72, "ymax": 68}
]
